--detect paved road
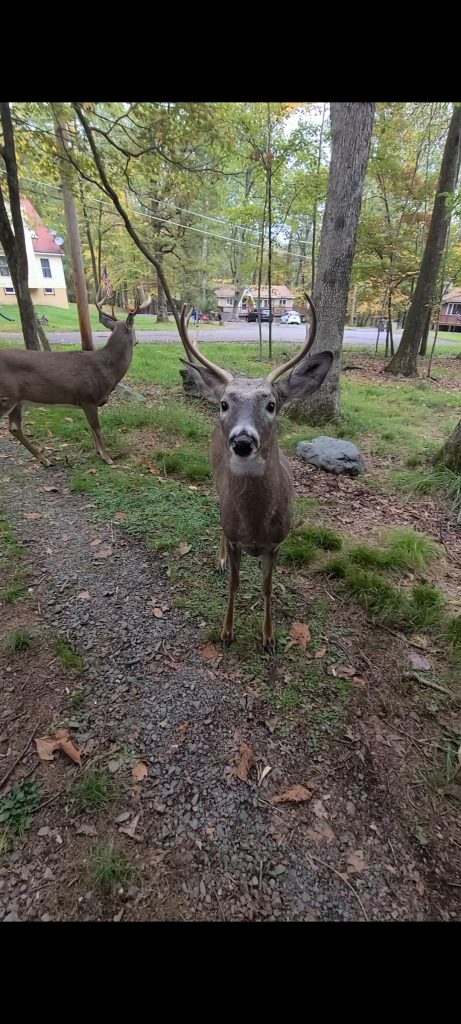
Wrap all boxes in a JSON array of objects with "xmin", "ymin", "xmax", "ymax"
[{"xmin": 1, "ymin": 323, "xmax": 459, "ymax": 347}]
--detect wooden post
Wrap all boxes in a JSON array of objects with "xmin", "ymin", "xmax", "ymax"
[{"xmin": 54, "ymin": 109, "xmax": 93, "ymax": 350}]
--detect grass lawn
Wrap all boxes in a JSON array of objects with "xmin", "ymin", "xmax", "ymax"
[{"xmin": 0, "ymin": 302, "xmax": 216, "ymax": 334}]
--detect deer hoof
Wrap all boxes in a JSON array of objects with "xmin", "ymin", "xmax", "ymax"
[
  {"xmin": 217, "ymin": 560, "xmax": 227, "ymax": 576},
  {"xmin": 263, "ymin": 640, "xmax": 276, "ymax": 656},
  {"xmin": 221, "ymin": 633, "xmax": 234, "ymax": 648}
]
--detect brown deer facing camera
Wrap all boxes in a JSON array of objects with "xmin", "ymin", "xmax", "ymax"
[{"xmin": 179, "ymin": 293, "xmax": 332, "ymax": 654}]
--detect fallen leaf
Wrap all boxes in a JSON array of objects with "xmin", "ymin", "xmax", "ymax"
[
  {"xmin": 188, "ymin": 485, "xmax": 198, "ymax": 491},
  {"xmin": 77, "ymin": 590, "xmax": 91, "ymax": 601},
  {"xmin": 132, "ymin": 761, "xmax": 148, "ymax": 781},
  {"xmin": 35, "ymin": 729, "xmax": 82, "ymax": 767},
  {"xmin": 270, "ymin": 784, "xmax": 313, "ymax": 805},
  {"xmin": 108, "ymin": 758, "xmax": 122, "ymax": 773},
  {"xmin": 330, "ymin": 664, "xmax": 356, "ymax": 678},
  {"xmin": 304, "ymin": 822, "xmax": 335, "ymax": 844},
  {"xmin": 264, "ymin": 716, "xmax": 278, "ymax": 733},
  {"xmin": 178, "ymin": 721, "xmax": 190, "ymax": 745},
  {"xmin": 119, "ymin": 813, "xmax": 140, "ymax": 838},
  {"xmin": 352, "ymin": 676, "xmax": 367, "ymax": 688},
  {"xmin": 408, "ymin": 650, "xmax": 433, "ymax": 672},
  {"xmin": 315, "ymin": 645, "xmax": 327, "ymax": 659},
  {"xmin": 88, "ymin": 468, "xmax": 97, "ymax": 475},
  {"xmin": 76, "ymin": 823, "xmax": 97, "ymax": 836},
  {"xmin": 43, "ymin": 486, "xmax": 59, "ymax": 493},
  {"xmin": 289, "ymin": 622, "xmax": 311, "ymax": 651},
  {"xmin": 200, "ymin": 644, "xmax": 222, "ymax": 665},
  {"xmin": 23, "ymin": 512, "xmax": 41, "ymax": 520},
  {"xmin": 347, "ymin": 851, "xmax": 366, "ymax": 874},
  {"xmin": 114, "ymin": 511, "xmax": 126, "ymax": 522},
  {"xmin": 115, "ymin": 812, "xmax": 131, "ymax": 824},
  {"xmin": 90, "ymin": 538, "xmax": 103, "ymax": 547},
  {"xmin": 312, "ymin": 799, "xmax": 329, "ymax": 819},
  {"xmin": 140, "ymin": 457, "xmax": 159, "ymax": 474},
  {"xmin": 94, "ymin": 546, "xmax": 112, "ymax": 559},
  {"xmin": 411, "ymin": 635, "xmax": 428, "ymax": 649},
  {"xmin": 177, "ymin": 542, "xmax": 192, "ymax": 557},
  {"xmin": 258, "ymin": 765, "xmax": 272, "ymax": 787},
  {"xmin": 234, "ymin": 743, "xmax": 254, "ymax": 782},
  {"xmin": 152, "ymin": 607, "xmax": 163, "ymax": 618},
  {"xmin": 444, "ymin": 783, "xmax": 461, "ymax": 802},
  {"xmin": 65, "ymin": 416, "xmax": 74, "ymax": 422}
]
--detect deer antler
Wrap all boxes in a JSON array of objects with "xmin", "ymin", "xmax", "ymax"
[
  {"xmin": 179, "ymin": 305, "xmax": 233, "ymax": 384},
  {"xmin": 266, "ymin": 293, "xmax": 317, "ymax": 385},
  {"xmin": 125, "ymin": 289, "xmax": 152, "ymax": 326},
  {"xmin": 95, "ymin": 285, "xmax": 118, "ymax": 328}
]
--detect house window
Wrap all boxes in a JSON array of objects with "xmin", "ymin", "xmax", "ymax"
[
  {"xmin": 0, "ymin": 255, "xmax": 9, "ymax": 276},
  {"xmin": 4, "ymin": 286, "xmax": 15, "ymax": 294},
  {"xmin": 44, "ymin": 287, "xmax": 55, "ymax": 296},
  {"xmin": 40, "ymin": 257, "xmax": 52, "ymax": 279}
]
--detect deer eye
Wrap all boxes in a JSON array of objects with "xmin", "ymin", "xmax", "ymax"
[
  {"xmin": 221, "ymin": 400, "xmax": 229, "ymax": 412},
  {"xmin": 267, "ymin": 401, "xmax": 276, "ymax": 413}
]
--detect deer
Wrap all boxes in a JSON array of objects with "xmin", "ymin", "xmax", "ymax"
[
  {"xmin": 178, "ymin": 293, "xmax": 332, "ymax": 654},
  {"xmin": 0, "ymin": 289, "xmax": 150, "ymax": 468}
]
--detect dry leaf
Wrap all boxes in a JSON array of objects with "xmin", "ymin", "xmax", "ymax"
[
  {"xmin": 188, "ymin": 485, "xmax": 198, "ymax": 491},
  {"xmin": 290, "ymin": 622, "xmax": 311, "ymax": 651},
  {"xmin": 35, "ymin": 729, "xmax": 82, "ymax": 767},
  {"xmin": 408, "ymin": 650, "xmax": 433, "ymax": 672},
  {"xmin": 315, "ymin": 645, "xmax": 327, "ymax": 659},
  {"xmin": 312, "ymin": 799, "xmax": 329, "ymax": 819},
  {"xmin": 140, "ymin": 458, "xmax": 159, "ymax": 474},
  {"xmin": 177, "ymin": 542, "xmax": 192, "ymax": 556},
  {"xmin": 444, "ymin": 783, "xmax": 461, "ymax": 801},
  {"xmin": 330, "ymin": 664, "xmax": 356, "ymax": 678},
  {"xmin": 65, "ymin": 417, "xmax": 74, "ymax": 422},
  {"xmin": 44, "ymin": 486, "xmax": 59, "ymax": 493},
  {"xmin": 304, "ymin": 822, "xmax": 335, "ymax": 844},
  {"xmin": 24, "ymin": 512, "xmax": 41, "ymax": 520},
  {"xmin": 270, "ymin": 784, "xmax": 313, "ymax": 805},
  {"xmin": 352, "ymin": 675, "xmax": 367, "ymax": 688},
  {"xmin": 90, "ymin": 538, "xmax": 103, "ymax": 547},
  {"xmin": 76, "ymin": 823, "xmax": 97, "ymax": 836},
  {"xmin": 114, "ymin": 511, "xmax": 126, "ymax": 522},
  {"xmin": 258, "ymin": 765, "xmax": 272, "ymax": 787},
  {"xmin": 94, "ymin": 546, "xmax": 112, "ymax": 559},
  {"xmin": 119, "ymin": 813, "xmax": 140, "ymax": 838},
  {"xmin": 152, "ymin": 607, "xmax": 163, "ymax": 618},
  {"xmin": 200, "ymin": 644, "xmax": 222, "ymax": 664},
  {"xmin": 178, "ymin": 721, "xmax": 190, "ymax": 745},
  {"xmin": 347, "ymin": 851, "xmax": 366, "ymax": 874},
  {"xmin": 235, "ymin": 743, "xmax": 254, "ymax": 782},
  {"xmin": 132, "ymin": 761, "xmax": 148, "ymax": 781},
  {"xmin": 77, "ymin": 590, "xmax": 91, "ymax": 601}
]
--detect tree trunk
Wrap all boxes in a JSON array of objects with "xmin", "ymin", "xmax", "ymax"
[
  {"xmin": 297, "ymin": 102, "xmax": 375, "ymax": 424},
  {"xmin": 433, "ymin": 417, "xmax": 461, "ymax": 473},
  {"xmin": 386, "ymin": 104, "xmax": 461, "ymax": 376},
  {"xmin": 311, "ymin": 103, "xmax": 326, "ymax": 293},
  {"xmin": 419, "ymin": 305, "xmax": 432, "ymax": 356},
  {"xmin": 0, "ymin": 102, "xmax": 42, "ymax": 350},
  {"xmin": 54, "ymin": 109, "xmax": 93, "ymax": 350},
  {"xmin": 156, "ymin": 269, "xmax": 169, "ymax": 322},
  {"xmin": 80, "ymin": 182, "xmax": 98, "ymax": 296}
]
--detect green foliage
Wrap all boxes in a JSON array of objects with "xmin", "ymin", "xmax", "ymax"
[
  {"xmin": 7, "ymin": 627, "xmax": 34, "ymax": 652},
  {"xmin": 70, "ymin": 771, "xmax": 116, "ymax": 813},
  {"xmin": 323, "ymin": 558, "xmax": 445, "ymax": 631},
  {"xmin": 279, "ymin": 523, "xmax": 342, "ymax": 566},
  {"xmin": 89, "ymin": 841, "xmax": 135, "ymax": 894},
  {"xmin": 54, "ymin": 638, "xmax": 84, "ymax": 672},
  {"xmin": 348, "ymin": 528, "xmax": 439, "ymax": 571},
  {"xmin": 0, "ymin": 778, "xmax": 43, "ymax": 836}
]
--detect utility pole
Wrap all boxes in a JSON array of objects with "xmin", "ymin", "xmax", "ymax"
[{"xmin": 54, "ymin": 107, "xmax": 93, "ymax": 350}]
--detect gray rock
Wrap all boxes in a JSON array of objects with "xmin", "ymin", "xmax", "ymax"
[{"xmin": 297, "ymin": 437, "xmax": 366, "ymax": 476}]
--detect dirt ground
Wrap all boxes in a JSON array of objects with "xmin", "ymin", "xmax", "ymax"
[{"xmin": 1, "ymin": 420, "xmax": 461, "ymax": 922}]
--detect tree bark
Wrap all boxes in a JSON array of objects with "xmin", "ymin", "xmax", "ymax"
[
  {"xmin": 297, "ymin": 102, "xmax": 375, "ymax": 424},
  {"xmin": 0, "ymin": 102, "xmax": 41, "ymax": 350},
  {"xmin": 433, "ymin": 417, "xmax": 461, "ymax": 473},
  {"xmin": 54, "ymin": 109, "xmax": 94, "ymax": 350},
  {"xmin": 386, "ymin": 104, "xmax": 461, "ymax": 376},
  {"xmin": 419, "ymin": 305, "xmax": 432, "ymax": 356},
  {"xmin": 156, "ymin": 268, "xmax": 169, "ymax": 322}
]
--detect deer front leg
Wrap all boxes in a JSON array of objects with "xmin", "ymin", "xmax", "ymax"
[
  {"xmin": 221, "ymin": 542, "xmax": 241, "ymax": 648},
  {"xmin": 261, "ymin": 548, "xmax": 277, "ymax": 655},
  {"xmin": 81, "ymin": 404, "xmax": 114, "ymax": 465},
  {"xmin": 8, "ymin": 404, "xmax": 52, "ymax": 467},
  {"xmin": 217, "ymin": 532, "xmax": 228, "ymax": 575}
]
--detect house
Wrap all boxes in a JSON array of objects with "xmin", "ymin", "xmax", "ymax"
[
  {"xmin": 214, "ymin": 285, "xmax": 295, "ymax": 321},
  {"xmin": 433, "ymin": 287, "xmax": 461, "ymax": 332},
  {"xmin": 0, "ymin": 197, "xmax": 69, "ymax": 309}
]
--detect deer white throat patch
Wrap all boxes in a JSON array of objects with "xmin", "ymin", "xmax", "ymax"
[{"xmin": 229, "ymin": 452, "xmax": 266, "ymax": 476}]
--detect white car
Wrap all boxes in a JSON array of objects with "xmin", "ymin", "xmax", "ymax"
[{"xmin": 280, "ymin": 311, "xmax": 301, "ymax": 325}]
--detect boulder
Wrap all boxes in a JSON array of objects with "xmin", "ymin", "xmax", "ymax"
[{"xmin": 296, "ymin": 436, "xmax": 366, "ymax": 477}]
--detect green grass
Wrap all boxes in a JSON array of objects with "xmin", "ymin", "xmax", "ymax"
[
  {"xmin": 279, "ymin": 524, "xmax": 342, "ymax": 566},
  {"xmin": 0, "ymin": 302, "xmax": 216, "ymax": 334},
  {"xmin": 70, "ymin": 771, "xmax": 116, "ymax": 814},
  {"xmin": 348, "ymin": 528, "xmax": 440, "ymax": 572},
  {"xmin": 154, "ymin": 447, "xmax": 211, "ymax": 482},
  {"xmin": 324, "ymin": 557, "xmax": 445, "ymax": 632},
  {"xmin": 0, "ymin": 512, "xmax": 27, "ymax": 605},
  {"xmin": 1, "ymin": 581, "xmax": 27, "ymax": 604},
  {"xmin": 89, "ymin": 841, "xmax": 135, "ymax": 894},
  {"xmin": 6, "ymin": 627, "xmax": 34, "ymax": 652},
  {"xmin": 54, "ymin": 637, "xmax": 84, "ymax": 672},
  {"xmin": 0, "ymin": 778, "xmax": 43, "ymax": 836}
]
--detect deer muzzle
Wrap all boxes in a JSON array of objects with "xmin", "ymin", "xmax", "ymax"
[{"xmin": 229, "ymin": 429, "xmax": 259, "ymax": 458}]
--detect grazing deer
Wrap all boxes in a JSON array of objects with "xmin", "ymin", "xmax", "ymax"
[
  {"xmin": 0, "ymin": 289, "xmax": 150, "ymax": 467},
  {"xmin": 179, "ymin": 293, "xmax": 332, "ymax": 654}
]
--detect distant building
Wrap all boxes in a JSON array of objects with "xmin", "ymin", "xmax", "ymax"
[
  {"xmin": 0, "ymin": 197, "xmax": 69, "ymax": 309},
  {"xmin": 214, "ymin": 284, "xmax": 294, "ymax": 321},
  {"xmin": 433, "ymin": 287, "xmax": 461, "ymax": 332}
]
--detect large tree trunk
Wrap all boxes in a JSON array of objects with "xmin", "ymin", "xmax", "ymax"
[
  {"xmin": 54, "ymin": 109, "xmax": 94, "ymax": 350},
  {"xmin": 297, "ymin": 102, "xmax": 375, "ymax": 424},
  {"xmin": 156, "ymin": 269, "xmax": 169, "ymax": 322},
  {"xmin": 433, "ymin": 417, "xmax": 461, "ymax": 473},
  {"xmin": 386, "ymin": 104, "xmax": 461, "ymax": 376},
  {"xmin": 0, "ymin": 102, "xmax": 41, "ymax": 350}
]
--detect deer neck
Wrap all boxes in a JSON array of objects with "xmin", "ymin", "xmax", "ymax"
[{"xmin": 99, "ymin": 329, "xmax": 133, "ymax": 385}]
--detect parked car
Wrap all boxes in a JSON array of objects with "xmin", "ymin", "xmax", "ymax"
[
  {"xmin": 199, "ymin": 314, "xmax": 210, "ymax": 322},
  {"xmin": 247, "ymin": 308, "xmax": 274, "ymax": 323},
  {"xmin": 280, "ymin": 310, "xmax": 301, "ymax": 325}
]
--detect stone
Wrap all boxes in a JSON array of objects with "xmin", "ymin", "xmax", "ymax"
[{"xmin": 297, "ymin": 437, "xmax": 366, "ymax": 476}]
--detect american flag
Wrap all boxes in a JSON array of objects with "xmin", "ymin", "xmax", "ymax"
[{"xmin": 101, "ymin": 266, "xmax": 112, "ymax": 293}]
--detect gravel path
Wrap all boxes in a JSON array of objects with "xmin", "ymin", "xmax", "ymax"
[{"xmin": 1, "ymin": 438, "xmax": 456, "ymax": 921}]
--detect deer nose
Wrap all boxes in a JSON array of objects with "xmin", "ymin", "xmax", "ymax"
[{"xmin": 230, "ymin": 431, "xmax": 257, "ymax": 457}]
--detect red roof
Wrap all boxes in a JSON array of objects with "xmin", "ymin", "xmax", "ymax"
[{"xmin": 20, "ymin": 197, "xmax": 64, "ymax": 256}]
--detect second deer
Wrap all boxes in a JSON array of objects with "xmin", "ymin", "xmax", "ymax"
[
  {"xmin": 179, "ymin": 293, "xmax": 332, "ymax": 654},
  {"xmin": 0, "ymin": 289, "xmax": 150, "ymax": 467}
]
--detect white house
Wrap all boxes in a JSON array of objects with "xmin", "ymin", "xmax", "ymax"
[
  {"xmin": 214, "ymin": 284, "xmax": 295, "ymax": 321},
  {"xmin": 0, "ymin": 197, "xmax": 69, "ymax": 309}
]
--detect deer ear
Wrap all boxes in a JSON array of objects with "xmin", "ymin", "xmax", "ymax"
[
  {"xmin": 179, "ymin": 359, "xmax": 226, "ymax": 404},
  {"xmin": 274, "ymin": 351, "xmax": 333, "ymax": 410},
  {"xmin": 99, "ymin": 311, "xmax": 118, "ymax": 330}
]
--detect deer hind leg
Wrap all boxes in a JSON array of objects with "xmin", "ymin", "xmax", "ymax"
[
  {"xmin": 217, "ymin": 532, "xmax": 228, "ymax": 574},
  {"xmin": 221, "ymin": 542, "xmax": 241, "ymax": 648},
  {"xmin": 81, "ymin": 404, "xmax": 113, "ymax": 465},
  {"xmin": 8, "ymin": 403, "xmax": 52, "ymax": 467},
  {"xmin": 261, "ymin": 548, "xmax": 277, "ymax": 655}
]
